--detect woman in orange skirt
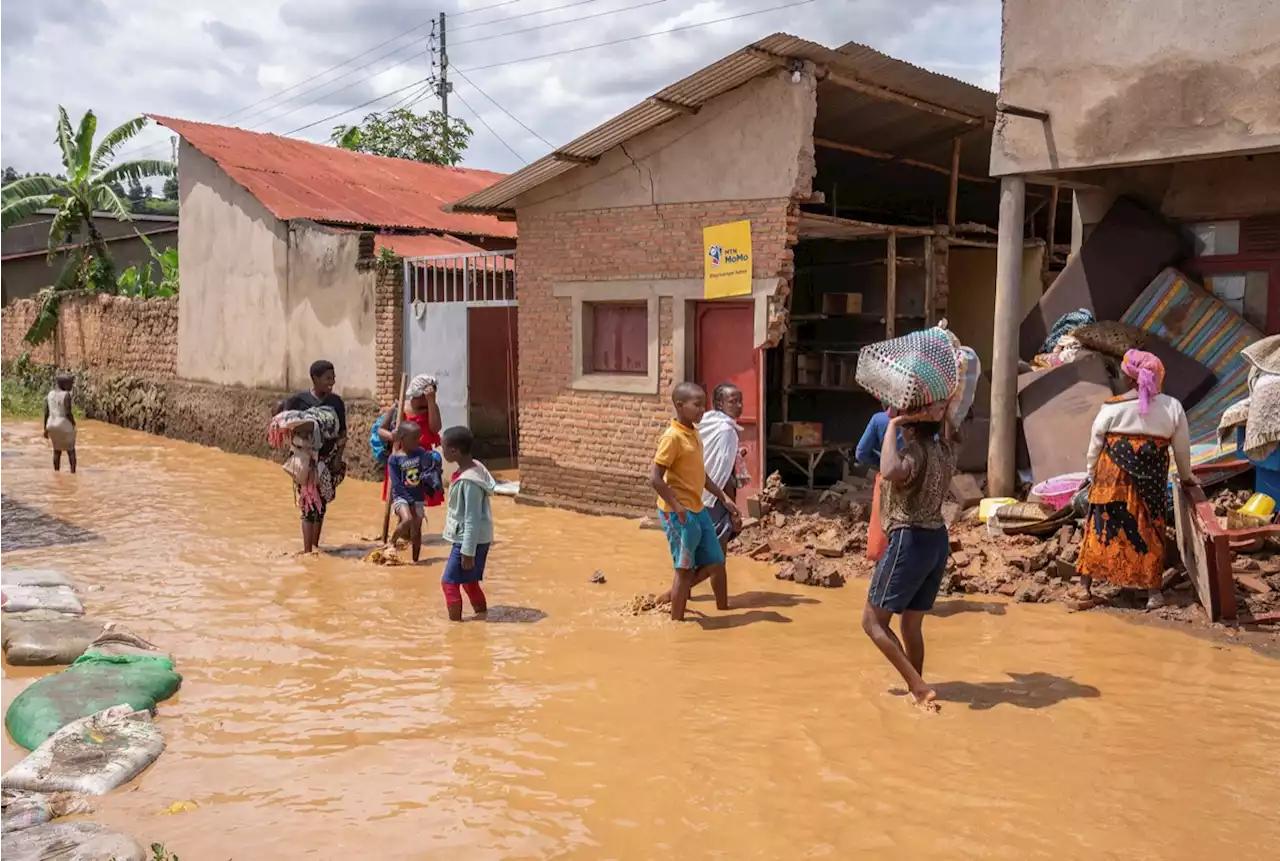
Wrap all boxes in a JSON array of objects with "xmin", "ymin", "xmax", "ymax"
[{"xmin": 1074, "ymin": 350, "xmax": 1197, "ymax": 609}]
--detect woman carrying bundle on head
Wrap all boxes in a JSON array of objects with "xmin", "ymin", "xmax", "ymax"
[{"xmin": 1073, "ymin": 349, "xmax": 1198, "ymax": 610}]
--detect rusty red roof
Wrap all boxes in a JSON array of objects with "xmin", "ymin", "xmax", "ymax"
[
  {"xmin": 375, "ymin": 233, "xmax": 485, "ymax": 257},
  {"xmin": 151, "ymin": 115, "xmax": 515, "ymax": 239}
]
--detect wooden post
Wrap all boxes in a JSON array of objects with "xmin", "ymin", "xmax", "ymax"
[
  {"xmin": 923, "ymin": 235, "xmax": 936, "ymax": 325},
  {"xmin": 379, "ymin": 372, "xmax": 409, "ymax": 542},
  {"xmin": 781, "ymin": 330, "xmax": 793, "ymax": 422},
  {"xmin": 988, "ymin": 177, "xmax": 1026, "ymax": 498},
  {"xmin": 1042, "ymin": 183, "xmax": 1060, "ymax": 279},
  {"xmin": 947, "ymin": 136, "xmax": 961, "ymax": 233},
  {"xmin": 885, "ymin": 231, "xmax": 898, "ymax": 338}
]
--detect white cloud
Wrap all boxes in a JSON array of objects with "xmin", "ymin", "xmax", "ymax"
[{"xmin": 1, "ymin": 0, "xmax": 1000, "ymax": 177}]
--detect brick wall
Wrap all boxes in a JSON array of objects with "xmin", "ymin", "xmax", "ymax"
[
  {"xmin": 372, "ymin": 257, "xmax": 404, "ymax": 406},
  {"xmin": 516, "ymin": 199, "xmax": 795, "ymax": 513},
  {"xmin": 1, "ymin": 293, "xmax": 178, "ymax": 378}
]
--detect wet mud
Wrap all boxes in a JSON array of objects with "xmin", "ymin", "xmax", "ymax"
[{"xmin": 2, "ymin": 421, "xmax": 1279, "ymax": 859}]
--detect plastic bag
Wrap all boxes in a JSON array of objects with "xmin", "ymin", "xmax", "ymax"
[
  {"xmin": 867, "ymin": 474, "xmax": 888, "ymax": 562},
  {"xmin": 2, "ymin": 705, "xmax": 164, "ymax": 796},
  {"xmin": 949, "ymin": 347, "xmax": 981, "ymax": 427},
  {"xmin": 1, "ymin": 585, "xmax": 84, "ymax": 616},
  {"xmin": 0, "ymin": 569, "xmax": 73, "ymax": 588},
  {"xmin": 5, "ymin": 650, "xmax": 181, "ymax": 751},
  {"xmin": 1, "ymin": 613, "xmax": 105, "ymax": 666},
  {"xmin": 1, "ymin": 821, "xmax": 145, "ymax": 861}
]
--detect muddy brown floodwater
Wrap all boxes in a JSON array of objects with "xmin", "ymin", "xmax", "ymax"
[{"xmin": 2, "ymin": 421, "xmax": 1279, "ymax": 859}]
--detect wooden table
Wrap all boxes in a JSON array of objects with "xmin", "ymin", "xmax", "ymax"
[{"xmin": 768, "ymin": 442, "xmax": 858, "ymax": 490}]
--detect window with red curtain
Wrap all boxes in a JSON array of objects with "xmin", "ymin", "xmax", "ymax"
[{"xmin": 587, "ymin": 302, "xmax": 647, "ymax": 374}]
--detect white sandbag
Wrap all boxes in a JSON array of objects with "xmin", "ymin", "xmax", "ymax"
[
  {"xmin": 1, "ymin": 790, "xmax": 51, "ymax": 833},
  {"xmin": 493, "ymin": 480, "xmax": 520, "ymax": 497},
  {"xmin": 1, "ymin": 821, "xmax": 145, "ymax": 861},
  {"xmin": 1, "ymin": 585, "xmax": 84, "ymax": 616},
  {"xmin": 0, "ymin": 569, "xmax": 73, "ymax": 588},
  {"xmin": 1, "ymin": 613, "xmax": 106, "ymax": 666},
  {"xmin": 2, "ymin": 706, "xmax": 164, "ymax": 796}
]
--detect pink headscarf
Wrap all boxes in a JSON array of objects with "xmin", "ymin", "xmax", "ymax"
[{"xmin": 1121, "ymin": 349, "xmax": 1165, "ymax": 415}]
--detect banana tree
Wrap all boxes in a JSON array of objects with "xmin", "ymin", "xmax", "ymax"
[{"xmin": 1, "ymin": 108, "xmax": 174, "ymax": 343}]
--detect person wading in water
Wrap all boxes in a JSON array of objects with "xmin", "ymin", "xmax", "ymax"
[
  {"xmin": 281, "ymin": 360, "xmax": 348, "ymax": 552},
  {"xmin": 862, "ymin": 403, "xmax": 957, "ymax": 712}
]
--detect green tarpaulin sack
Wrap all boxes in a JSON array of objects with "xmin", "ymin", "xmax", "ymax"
[{"xmin": 4, "ymin": 650, "xmax": 181, "ymax": 751}]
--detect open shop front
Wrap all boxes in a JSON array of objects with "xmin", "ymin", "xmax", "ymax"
[{"xmin": 760, "ymin": 63, "xmax": 1063, "ymax": 492}]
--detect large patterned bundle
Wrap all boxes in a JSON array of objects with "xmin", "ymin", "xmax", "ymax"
[{"xmin": 856, "ymin": 325, "xmax": 960, "ymax": 410}]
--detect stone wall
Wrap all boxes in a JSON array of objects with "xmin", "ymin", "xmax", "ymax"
[
  {"xmin": 515, "ymin": 199, "xmax": 795, "ymax": 513},
  {"xmin": 1, "ymin": 293, "xmax": 178, "ymax": 378},
  {"xmin": 1, "ymin": 292, "xmax": 389, "ymax": 480}
]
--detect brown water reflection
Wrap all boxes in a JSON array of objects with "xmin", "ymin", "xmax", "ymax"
[{"xmin": 2, "ymin": 421, "xmax": 1278, "ymax": 859}]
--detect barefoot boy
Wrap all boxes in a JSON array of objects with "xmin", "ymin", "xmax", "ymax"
[
  {"xmin": 651, "ymin": 382, "xmax": 740, "ymax": 621},
  {"xmin": 388, "ymin": 421, "xmax": 429, "ymax": 562},
  {"xmin": 861, "ymin": 406, "xmax": 957, "ymax": 711},
  {"xmin": 440, "ymin": 426, "xmax": 496, "ymax": 622},
  {"xmin": 43, "ymin": 373, "xmax": 77, "ymax": 473}
]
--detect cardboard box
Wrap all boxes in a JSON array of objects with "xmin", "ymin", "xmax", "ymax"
[
  {"xmin": 821, "ymin": 292, "xmax": 864, "ymax": 315},
  {"xmin": 822, "ymin": 353, "xmax": 859, "ymax": 388},
  {"xmin": 770, "ymin": 421, "xmax": 823, "ymax": 448}
]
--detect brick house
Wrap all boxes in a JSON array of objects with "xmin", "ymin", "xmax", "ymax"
[
  {"xmin": 453, "ymin": 33, "xmax": 1061, "ymax": 513},
  {"xmin": 152, "ymin": 116, "xmax": 519, "ymax": 450}
]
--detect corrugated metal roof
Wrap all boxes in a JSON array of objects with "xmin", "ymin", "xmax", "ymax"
[
  {"xmin": 451, "ymin": 32, "xmax": 995, "ymax": 215},
  {"xmin": 375, "ymin": 233, "xmax": 485, "ymax": 257},
  {"xmin": 152, "ymin": 115, "xmax": 517, "ymax": 238}
]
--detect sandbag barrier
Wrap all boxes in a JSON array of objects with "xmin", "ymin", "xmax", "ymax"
[{"xmin": 1, "ymin": 568, "xmax": 180, "ymax": 854}]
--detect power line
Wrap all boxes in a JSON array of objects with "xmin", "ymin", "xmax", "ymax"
[
  {"xmin": 289, "ymin": 0, "xmax": 815, "ymax": 137},
  {"xmin": 450, "ymin": 67, "xmax": 552, "ymax": 148},
  {"xmin": 283, "ymin": 75, "xmax": 437, "ymax": 137},
  {"xmin": 451, "ymin": 0, "xmax": 672, "ymax": 48},
  {"xmin": 238, "ymin": 32, "xmax": 436, "ymax": 131},
  {"xmin": 221, "ymin": 23, "xmax": 437, "ymax": 125},
  {"xmin": 454, "ymin": 87, "xmax": 528, "ymax": 165},
  {"xmin": 451, "ymin": 0, "xmax": 608, "ymax": 34},
  {"xmin": 457, "ymin": 0, "xmax": 817, "ymax": 73},
  {"xmin": 454, "ymin": 0, "xmax": 528, "ymax": 18}
]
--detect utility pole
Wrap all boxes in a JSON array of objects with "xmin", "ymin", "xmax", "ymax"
[{"xmin": 435, "ymin": 12, "xmax": 452, "ymax": 118}]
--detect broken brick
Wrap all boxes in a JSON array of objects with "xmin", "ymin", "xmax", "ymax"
[{"xmin": 1235, "ymin": 574, "xmax": 1273, "ymax": 595}]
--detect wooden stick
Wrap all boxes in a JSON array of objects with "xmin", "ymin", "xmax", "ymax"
[
  {"xmin": 924, "ymin": 235, "xmax": 936, "ymax": 325},
  {"xmin": 947, "ymin": 136, "xmax": 961, "ymax": 233},
  {"xmin": 821, "ymin": 71, "xmax": 984, "ymax": 125},
  {"xmin": 1043, "ymin": 184, "xmax": 1060, "ymax": 277},
  {"xmin": 814, "ymin": 137, "xmax": 994, "ymax": 184},
  {"xmin": 885, "ymin": 231, "xmax": 898, "ymax": 339},
  {"xmin": 379, "ymin": 372, "xmax": 409, "ymax": 543}
]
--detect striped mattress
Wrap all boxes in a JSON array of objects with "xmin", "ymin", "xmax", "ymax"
[{"xmin": 1120, "ymin": 267, "xmax": 1262, "ymax": 479}]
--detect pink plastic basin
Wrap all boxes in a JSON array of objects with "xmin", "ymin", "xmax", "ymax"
[{"xmin": 1032, "ymin": 472, "xmax": 1088, "ymax": 510}]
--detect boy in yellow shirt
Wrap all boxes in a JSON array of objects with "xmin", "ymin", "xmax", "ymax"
[{"xmin": 651, "ymin": 381, "xmax": 740, "ymax": 621}]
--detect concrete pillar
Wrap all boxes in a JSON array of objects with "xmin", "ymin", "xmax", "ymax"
[{"xmin": 988, "ymin": 175, "xmax": 1026, "ymax": 498}]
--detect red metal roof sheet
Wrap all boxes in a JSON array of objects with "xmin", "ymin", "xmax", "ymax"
[
  {"xmin": 374, "ymin": 233, "xmax": 484, "ymax": 257},
  {"xmin": 151, "ymin": 115, "xmax": 515, "ymax": 238}
]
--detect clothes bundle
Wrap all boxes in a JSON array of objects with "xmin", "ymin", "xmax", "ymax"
[{"xmin": 268, "ymin": 406, "xmax": 341, "ymax": 515}]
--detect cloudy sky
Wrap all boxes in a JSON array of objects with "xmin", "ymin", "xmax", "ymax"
[{"xmin": 1, "ymin": 0, "xmax": 1000, "ymax": 178}]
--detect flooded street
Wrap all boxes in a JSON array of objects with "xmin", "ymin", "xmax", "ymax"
[{"xmin": 3, "ymin": 421, "xmax": 1279, "ymax": 859}]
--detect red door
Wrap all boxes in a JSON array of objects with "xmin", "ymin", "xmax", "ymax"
[{"xmin": 695, "ymin": 302, "xmax": 761, "ymax": 501}]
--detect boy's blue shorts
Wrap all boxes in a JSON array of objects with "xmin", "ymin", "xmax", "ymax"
[
  {"xmin": 442, "ymin": 542, "xmax": 490, "ymax": 584},
  {"xmin": 868, "ymin": 526, "xmax": 949, "ymax": 613},
  {"xmin": 659, "ymin": 508, "xmax": 725, "ymax": 570}
]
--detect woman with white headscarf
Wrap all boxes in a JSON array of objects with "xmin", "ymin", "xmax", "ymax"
[{"xmin": 376, "ymin": 374, "xmax": 445, "ymax": 509}]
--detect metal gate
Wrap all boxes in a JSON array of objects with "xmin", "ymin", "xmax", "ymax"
[{"xmin": 402, "ymin": 250, "xmax": 516, "ymax": 440}]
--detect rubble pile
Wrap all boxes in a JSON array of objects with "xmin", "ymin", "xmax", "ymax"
[{"xmin": 731, "ymin": 472, "xmax": 876, "ymax": 589}]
